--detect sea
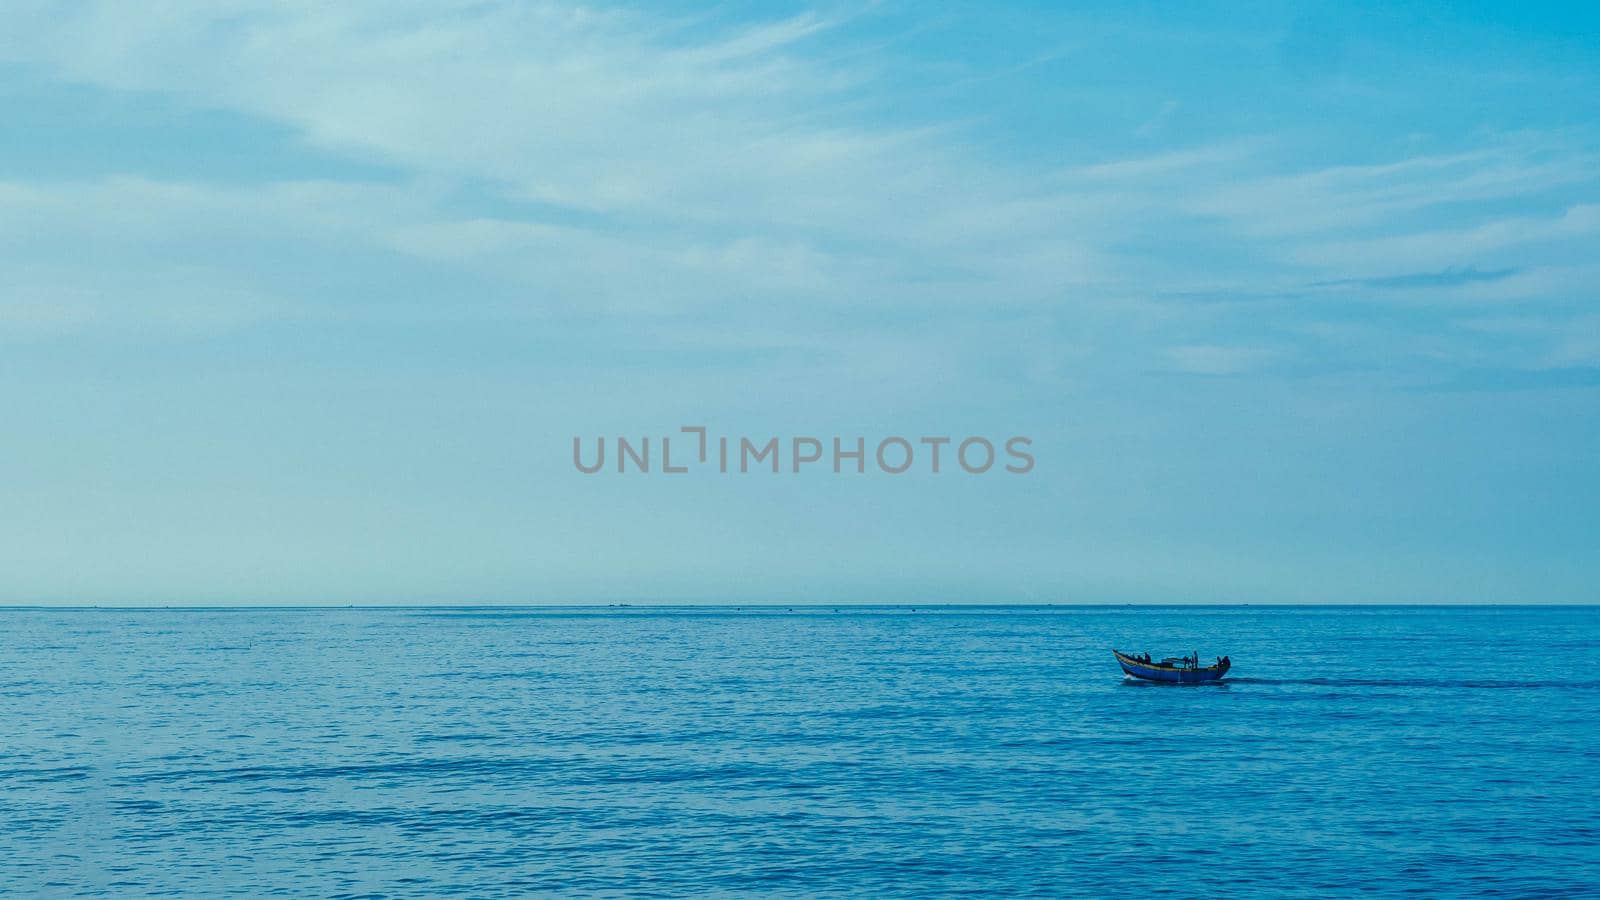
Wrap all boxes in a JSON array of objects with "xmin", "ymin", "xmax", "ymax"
[{"xmin": 2, "ymin": 605, "xmax": 1597, "ymax": 897}]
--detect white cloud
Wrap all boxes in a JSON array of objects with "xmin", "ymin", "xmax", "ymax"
[
  {"xmin": 1292, "ymin": 203, "xmax": 1600, "ymax": 272},
  {"xmin": 0, "ymin": 0, "xmax": 1595, "ymax": 384}
]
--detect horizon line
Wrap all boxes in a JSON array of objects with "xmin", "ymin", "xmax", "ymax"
[{"xmin": 1, "ymin": 601, "xmax": 1594, "ymax": 610}]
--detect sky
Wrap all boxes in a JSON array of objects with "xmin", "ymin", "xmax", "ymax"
[{"xmin": 0, "ymin": 0, "xmax": 1596, "ymax": 604}]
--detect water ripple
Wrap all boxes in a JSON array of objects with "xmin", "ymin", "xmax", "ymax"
[{"xmin": 0, "ymin": 605, "xmax": 1596, "ymax": 897}]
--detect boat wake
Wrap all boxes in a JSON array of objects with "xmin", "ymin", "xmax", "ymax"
[{"xmin": 1222, "ymin": 676, "xmax": 1600, "ymax": 690}]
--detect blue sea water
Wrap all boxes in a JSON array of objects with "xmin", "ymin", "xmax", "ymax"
[{"xmin": 2, "ymin": 605, "xmax": 1597, "ymax": 897}]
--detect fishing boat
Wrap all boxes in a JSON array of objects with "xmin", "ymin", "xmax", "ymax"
[{"xmin": 1113, "ymin": 649, "xmax": 1231, "ymax": 683}]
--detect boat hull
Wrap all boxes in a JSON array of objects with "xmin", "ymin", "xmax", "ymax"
[{"xmin": 1113, "ymin": 650, "xmax": 1230, "ymax": 683}]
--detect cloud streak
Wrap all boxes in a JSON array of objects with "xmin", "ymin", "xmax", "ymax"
[{"xmin": 0, "ymin": 1, "xmax": 1595, "ymax": 387}]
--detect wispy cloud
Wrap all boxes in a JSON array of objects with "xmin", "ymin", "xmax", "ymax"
[
  {"xmin": 1310, "ymin": 267, "xmax": 1521, "ymax": 290},
  {"xmin": 0, "ymin": 1, "xmax": 1595, "ymax": 389}
]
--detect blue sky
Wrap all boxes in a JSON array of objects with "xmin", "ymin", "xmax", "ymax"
[{"xmin": 1, "ymin": 1, "xmax": 1596, "ymax": 604}]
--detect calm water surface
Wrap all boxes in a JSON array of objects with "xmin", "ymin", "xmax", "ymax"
[{"xmin": 2, "ymin": 606, "xmax": 1597, "ymax": 897}]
